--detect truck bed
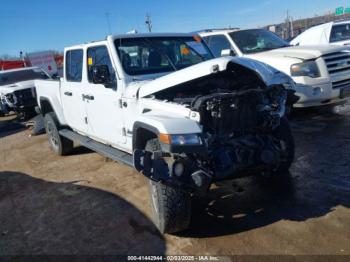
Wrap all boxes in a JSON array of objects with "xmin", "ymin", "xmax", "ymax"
[{"xmin": 35, "ymin": 79, "xmax": 66, "ymax": 125}]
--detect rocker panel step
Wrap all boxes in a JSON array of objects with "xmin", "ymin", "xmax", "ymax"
[{"xmin": 59, "ymin": 129, "xmax": 133, "ymax": 167}]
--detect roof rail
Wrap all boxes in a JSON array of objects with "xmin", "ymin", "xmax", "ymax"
[{"xmin": 334, "ymin": 18, "xmax": 350, "ymax": 23}]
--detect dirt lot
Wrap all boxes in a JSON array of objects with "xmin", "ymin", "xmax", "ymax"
[{"xmin": 0, "ymin": 107, "xmax": 349, "ymax": 256}]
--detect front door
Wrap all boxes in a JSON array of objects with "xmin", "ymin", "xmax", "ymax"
[
  {"xmin": 61, "ymin": 49, "xmax": 88, "ymax": 134},
  {"xmin": 84, "ymin": 45, "xmax": 126, "ymax": 148}
]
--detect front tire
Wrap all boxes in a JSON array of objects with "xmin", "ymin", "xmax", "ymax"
[
  {"xmin": 44, "ymin": 112, "xmax": 73, "ymax": 155},
  {"xmin": 271, "ymin": 117, "xmax": 295, "ymax": 175},
  {"xmin": 146, "ymin": 139, "xmax": 192, "ymax": 234}
]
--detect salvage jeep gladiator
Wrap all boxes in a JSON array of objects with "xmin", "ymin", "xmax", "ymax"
[{"xmin": 35, "ymin": 33, "xmax": 298, "ymax": 233}]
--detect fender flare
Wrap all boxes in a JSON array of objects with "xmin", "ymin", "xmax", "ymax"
[{"xmin": 132, "ymin": 121, "xmax": 160, "ymax": 151}]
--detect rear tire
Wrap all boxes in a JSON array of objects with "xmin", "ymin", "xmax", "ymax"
[
  {"xmin": 271, "ymin": 117, "xmax": 295, "ymax": 176},
  {"xmin": 146, "ymin": 139, "xmax": 192, "ymax": 234},
  {"xmin": 44, "ymin": 112, "xmax": 73, "ymax": 156}
]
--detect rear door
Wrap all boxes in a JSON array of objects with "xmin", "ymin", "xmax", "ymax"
[
  {"xmin": 84, "ymin": 44, "xmax": 126, "ymax": 147},
  {"xmin": 61, "ymin": 49, "xmax": 88, "ymax": 134}
]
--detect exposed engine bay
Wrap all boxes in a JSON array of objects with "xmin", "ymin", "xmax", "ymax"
[{"xmin": 150, "ymin": 62, "xmax": 297, "ymax": 182}]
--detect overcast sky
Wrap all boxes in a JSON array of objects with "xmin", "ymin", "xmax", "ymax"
[{"xmin": 0, "ymin": 0, "xmax": 348, "ymax": 56}]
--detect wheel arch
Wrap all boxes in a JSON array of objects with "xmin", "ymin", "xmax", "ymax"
[
  {"xmin": 39, "ymin": 96, "xmax": 67, "ymax": 126},
  {"xmin": 132, "ymin": 121, "xmax": 159, "ymax": 151},
  {"xmin": 39, "ymin": 97, "xmax": 54, "ymax": 115}
]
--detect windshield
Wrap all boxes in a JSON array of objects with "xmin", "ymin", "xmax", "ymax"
[
  {"xmin": 330, "ymin": 24, "xmax": 350, "ymax": 43},
  {"xmin": 0, "ymin": 68, "xmax": 49, "ymax": 85},
  {"xmin": 115, "ymin": 36, "xmax": 214, "ymax": 76},
  {"xmin": 229, "ymin": 29, "xmax": 289, "ymax": 54}
]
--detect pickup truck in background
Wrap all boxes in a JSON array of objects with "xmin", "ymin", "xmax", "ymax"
[
  {"xmin": 291, "ymin": 20, "xmax": 350, "ymax": 46},
  {"xmin": 0, "ymin": 67, "xmax": 50, "ymax": 118},
  {"xmin": 199, "ymin": 28, "xmax": 350, "ymax": 108},
  {"xmin": 35, "ymin": 33, "xmax": 298, "ymax": 234}
]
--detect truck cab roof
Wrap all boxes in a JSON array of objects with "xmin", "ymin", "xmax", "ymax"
[
  {"xmin": 198, "ymin": 28, "xmax": 240, "ymax": 36},
  {"xmin": 66, "ymin": 33, "xmax": 198, "ymax": 50}
]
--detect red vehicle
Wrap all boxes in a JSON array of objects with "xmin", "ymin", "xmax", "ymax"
[{"xmin": 0, "ymin": 60, "xmax": 26, "ymax": 70}]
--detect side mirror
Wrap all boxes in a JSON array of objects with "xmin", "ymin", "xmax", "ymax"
[
  {"xmin": 221, "ymin": 49, "xmax": 235, "ymax": 57},
  {"xmin": 91, "ymin": 65, "xmax": 111, "ymax": 85}
]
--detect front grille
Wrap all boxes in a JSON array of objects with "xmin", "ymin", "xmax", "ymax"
[
  {"xmin": 13, "ymin": 88, "xmax": 36, "ymax": 106},
  {"xmin": 323, "ymin": 52, "xmax": 350, "ymax": 89},
  {"xmin": 14, "ymin": 89, "xmax": 35, "ymax": 100}
]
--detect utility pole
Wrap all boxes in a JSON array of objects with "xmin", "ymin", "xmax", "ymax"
[
  {"xmin": 285, "ymin": 10, "xmax": 294, "ymax": 39},
  {"xmin": 20, "ymin": 51, "xmax": 27, "ymax": 67},
  {"xmin": 285, "ymin": 10, "xmax": 290, "ymax": 39},
  {"xmin": 145, "ymin": 14, "xmax": 152, "ymax": 33},
  {"xmin": 105, "ymin": 12, "xmax": 112, "ymax": 34}
]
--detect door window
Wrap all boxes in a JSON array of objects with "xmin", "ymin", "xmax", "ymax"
[
  {"xmin": 203, "ymin": 35, "xmax": 233, "ymax": 57},
  {"xmin": 65, "ymin": 49, "xmax": 83, "ymax": 82},
  {"xmin": 330, "ymin": 24, "xmax": 350, "ymax": 43},
  {"xmin": 87, "ymin": 46, "xmax": 116, "ymax": 85}
]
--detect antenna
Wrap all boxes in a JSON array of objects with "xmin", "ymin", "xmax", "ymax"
[
  {"xmin": 105, "ymin": 12, "xmax": 112, "ymax": 34},
  {"xmin": 145, "ymin": 14, "xmax": 152, "ymax": 32}
]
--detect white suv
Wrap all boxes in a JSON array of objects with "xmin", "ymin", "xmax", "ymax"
[{"xmin": 200, "ymin": 28, "xmax": 350, "ymax": 108}]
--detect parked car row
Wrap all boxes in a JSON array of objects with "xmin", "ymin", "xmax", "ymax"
[{"xmin": 2, "ymin": 23, "xmax": 350, "ymax": 121}]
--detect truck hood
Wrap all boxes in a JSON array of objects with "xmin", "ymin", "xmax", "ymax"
[
  {"xmin": 0, "ymin": 80, "xmax": 35, "ymax": 94},
  {"xmin": 138, "ymin": 57, "xmax": 293, "ymax": 98},
  {"xmin": 246, "ymin": 45, "xmax": 348, "ymax": 61}
]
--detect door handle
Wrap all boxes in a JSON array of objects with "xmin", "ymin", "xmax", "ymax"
[
  {"xmin": 82, "ymin": 94, "xmax": 94, "ymax": 101},
  {"xmin": 64, "ymin": 91, "xmax": 73, "ymax": 96}
]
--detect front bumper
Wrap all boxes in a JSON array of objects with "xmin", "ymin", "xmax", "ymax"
[
  {"xmin": 133, "ymin": 149, "xmax": 212, "ymax": 195},
  {"xmin": 293, "ymin": 82, "xmax": 349, "ymax": 108},
  {"xmin": 133, "ymin": 132, "xmax": 285, "ymax": 195}
]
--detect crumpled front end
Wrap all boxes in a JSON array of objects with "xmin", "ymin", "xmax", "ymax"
[{"xmin": 134, "ymin": 58, "xmax": 298, "ymax": 194}]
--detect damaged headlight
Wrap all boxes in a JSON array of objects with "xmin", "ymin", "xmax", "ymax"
[
  {"xmin": 290, "ymin": 60, "xmax": 320, "ymax": 78},
  {"xmin": 159, "ymin": 133, "xmax": 201, "ymax": 145},
  {"xmin": 0, "ymin": 92, "xmax": 15, "ymax": 107}
]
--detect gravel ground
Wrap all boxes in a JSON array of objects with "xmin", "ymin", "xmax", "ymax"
[{"xmin": 0, "ymin": 107, "xmax": 349, "ymax": 256}]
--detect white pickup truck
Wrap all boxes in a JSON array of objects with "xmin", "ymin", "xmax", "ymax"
[
  {"xmin": 199, "ymin": 28, "xmax": 350, "ymax": 108},
  {"xmin": 35, "ymin": 33, "xmax": 298, "ymax": 233},
  {"xmin": 0, "ymin": 67, "xmax": 50, "ymax": 118}
]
